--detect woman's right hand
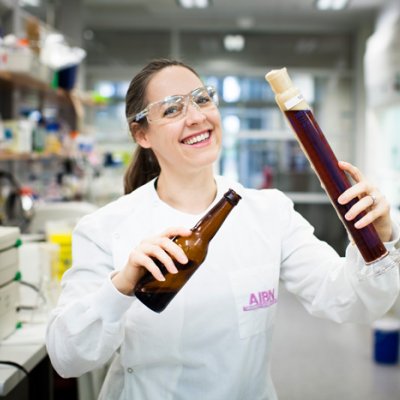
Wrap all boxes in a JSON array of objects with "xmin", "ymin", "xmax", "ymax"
[{"xmin": 111, "ymin": 227, "xmax": 191, "ymax": 295}]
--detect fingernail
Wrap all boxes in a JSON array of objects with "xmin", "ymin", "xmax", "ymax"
[{"xmin": 178, "ymin": 253, "xmax": 188, "ymax": 264}]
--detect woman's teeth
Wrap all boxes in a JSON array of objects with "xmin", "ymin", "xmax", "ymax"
[{"xmin": 183, "ymin": 131, "xmax": 210, "ymax": 145}]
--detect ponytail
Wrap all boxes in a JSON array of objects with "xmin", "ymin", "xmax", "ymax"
[{"xmin": 124, "ymin": 146, "xmax": 160, "ymax": 194}]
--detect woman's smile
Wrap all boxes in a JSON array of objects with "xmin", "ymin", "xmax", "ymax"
[{"xmin": 181, "ymin": 130, "xmax": 212, "ymax": 147}]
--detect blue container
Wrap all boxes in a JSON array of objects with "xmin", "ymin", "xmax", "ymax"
[
  {"xmin": 58, "ymin": 65, "xmax": 78, "ymax": 90},
  {"xmin": 373, "ymin": 318, "xmax": 400, "ymax": 365}
]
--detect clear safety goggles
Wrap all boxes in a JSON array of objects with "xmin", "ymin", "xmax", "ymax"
[{"xmin": 129, "ymin": 85, "xmax": 219, "ymax": 125}]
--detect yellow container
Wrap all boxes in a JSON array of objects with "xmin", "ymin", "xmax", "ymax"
[{"xmin": 48, "ymin": 232, "xmax": 72, "ymax": 280}]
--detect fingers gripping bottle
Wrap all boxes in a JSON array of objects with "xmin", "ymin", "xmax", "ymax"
[
  {"xmin": 265, "ymin": 68, "xmax": 399, "ymax": 278},
  {"xmin": 134, "ymin": 189, "xmax": 242, "ymax": 312}
]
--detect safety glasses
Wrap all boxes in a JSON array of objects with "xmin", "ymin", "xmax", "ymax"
[{"xmin": 129, "ymin": 85, "xmax": 219, "ymax": 125}]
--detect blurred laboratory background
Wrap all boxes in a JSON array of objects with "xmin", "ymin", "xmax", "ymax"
[{"xmin": 0, "ymin": 0, "xmax": 399, "ymax": 399}]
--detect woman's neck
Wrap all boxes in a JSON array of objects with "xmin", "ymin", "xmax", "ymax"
[{"xmin": 156, "ymin": 170, "xmax": 217, "ymax": 214}]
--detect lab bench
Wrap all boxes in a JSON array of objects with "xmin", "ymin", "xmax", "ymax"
[{"xmin": 0, "ymin": 344, "xmax": 52, "ymax": 399}]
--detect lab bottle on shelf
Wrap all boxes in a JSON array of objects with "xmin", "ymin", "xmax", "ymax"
[
  {"xmin": 134, "ymin": 189, "xmax": 242, "ymax": 312},
  {"xmin": 265, "ymin": 67, "xmax": 399, "ymax": 278}
]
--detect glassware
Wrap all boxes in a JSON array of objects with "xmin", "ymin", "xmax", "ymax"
[
  {"xmin": 265, "ymin": 67, "xmax": 400, "ymax": 278},
  {"xmin": 134, "ymin": 189, "xmax": 242, "ymax": 312}
]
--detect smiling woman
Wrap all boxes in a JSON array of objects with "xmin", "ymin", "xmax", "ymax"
[
  {"xmin": 46, "ymin": 58, "xmax": 400, "ymax": 400},
  {"xmin": 124, "ymin": 59, "xmax": 223, "ymax": 198}
]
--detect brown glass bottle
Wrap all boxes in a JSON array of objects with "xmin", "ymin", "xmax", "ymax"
[{"xmin": 134, "ymin": 189, "xmax": 241, "ymax": 313}]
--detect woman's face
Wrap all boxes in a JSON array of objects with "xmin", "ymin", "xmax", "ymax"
[{"xmin": 135, "ymin": 66, "xmax": 222, "ymax": 176}]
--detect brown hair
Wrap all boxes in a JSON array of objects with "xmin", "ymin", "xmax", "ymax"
[{"xmin": 124, "ymin": 59, "xmax": 199, "ymax": 194}]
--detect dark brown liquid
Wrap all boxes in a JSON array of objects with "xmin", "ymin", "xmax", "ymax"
[
  {"xmin": 135, "ymin": 259, "xmax": 199, "ymax": 313},
  {"xmin": 134, "ymin": 189, "xmax": 241, "ymax": 312},
  {"xmin": 285, "ymin": 110, "xmax": 387, "ymax": 263}
]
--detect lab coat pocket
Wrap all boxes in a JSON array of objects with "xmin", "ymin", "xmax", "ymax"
[{"xmin": 229, "ymin": 266, "xmax": 278, "ymax": 339}]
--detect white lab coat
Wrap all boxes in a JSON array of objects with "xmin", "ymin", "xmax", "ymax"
[{"xmin": 46, "ymin": 176, "xmax": 400, "ymax": 400}]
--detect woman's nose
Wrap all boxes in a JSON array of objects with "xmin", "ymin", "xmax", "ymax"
[{"xmin": 185, "ymin": 101, "xmax": 207, "ymax": 123}]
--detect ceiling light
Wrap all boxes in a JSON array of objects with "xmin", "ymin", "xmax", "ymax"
[
  {"xmin": 19, "ymin": 0, "xmax": 40, "ymax": 6},
  {"xmin": 224, "ymin": 35, "xmax": 245, "ymax": 52},
  {"xmin": 177, "ymin": 0, "xmax": 211, "ymax": 9},
  {"xmin": 315, "ymin": 0, "xmax": 349, "ymax": 10}
]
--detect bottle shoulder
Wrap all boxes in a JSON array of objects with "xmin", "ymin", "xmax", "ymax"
[
  {"xmin": 175, "ymin": 234, "xmax": 207, "ymax": 263},
  {"xmin": 175, "ymin": 232, "xmax": 205, "ymax": 248}
]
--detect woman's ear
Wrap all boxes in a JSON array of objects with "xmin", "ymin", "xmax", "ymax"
[{"xmin": 131, "ymin": 122, "xmax": 151, "ymax": 149}]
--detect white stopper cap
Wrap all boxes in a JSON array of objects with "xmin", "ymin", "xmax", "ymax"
[{"xmin": 265, "ymin": 67, "xmax": 293, "ymax": 94}]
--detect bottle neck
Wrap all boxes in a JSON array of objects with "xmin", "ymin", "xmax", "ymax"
[
  {"xmin": 192, "ymin": 189, "xmax": 240, "ymax": 242},
  {"xmin": 265, "ymin": 68, "xmax": 310, "ymax": 112}
]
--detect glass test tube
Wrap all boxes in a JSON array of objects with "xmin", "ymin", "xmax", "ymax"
[{"xmin": 265, "ymin": 68, "xmax": 399, "ymax": 277}]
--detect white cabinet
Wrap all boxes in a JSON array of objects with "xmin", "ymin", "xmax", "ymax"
[{"xmin": 364, "ymin": 2, "xmax": 400, "ymax": 207}]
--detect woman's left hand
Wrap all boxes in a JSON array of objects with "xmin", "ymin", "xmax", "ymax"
[{"xmin": 337, "ymin": 161, "xmax": 392, "ymax": 242}]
